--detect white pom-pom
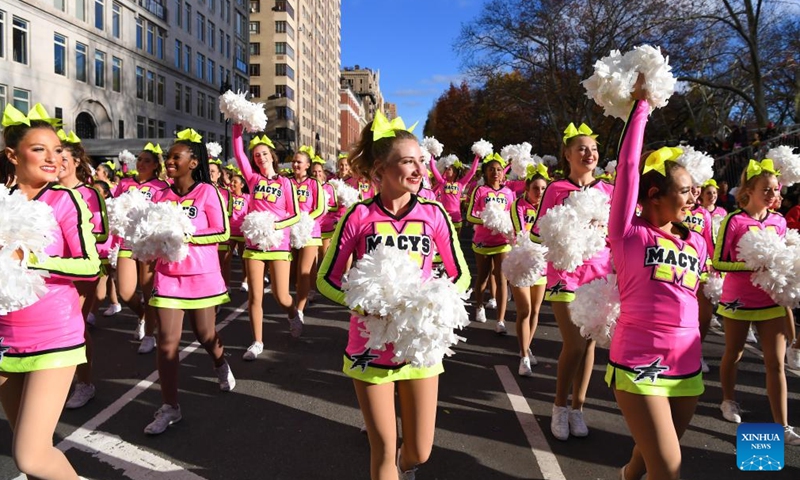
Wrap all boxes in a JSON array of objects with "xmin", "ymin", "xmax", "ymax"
[
  {"xmin": 785, "ymin": 228, "xmax": 800, "ymax": 247},
  {"xmin": 711, "ymin": 215, "xmax": 723, "ymax": 239},
  {"xmin": 472, "ymin": 139, "xmax": 493, "ymax": 159},
  {"xmin": 583, "ymin": 45, "xmax": 676, "ymax": 119},
  {"xmin": 290, "ymin": 212, "xmax": 315, "ymax": 249},
  {"xmin": 480, "ymin": 201, "xmax": 513, "ymax": 237},
  {"xmin": 436, "ymin": 154, "xmax": 459, "ymax": 173},
  {"xmin": 106, "ymin": 190, "xmax": 151, "ymax": 238},
  {"xmin": 766, "ymin": 145, "xmax": 800, "ymax": 187},
  {"xmin": 419, "ymin": 144, "xmax": 431, "ymax": 163},
  {"xmin": 675, "ymin": 145, "xmax": 714, "ymax": 185},
  {"xmin": 129, "ymin": 203, "xmax": 195, "ymax": 263},
  {"xmin": 538, "ymin": 189, "xmax": 610, "ymax": 272},
  {"xmin": 594, "ymin": 167, "xmax": 605, "ymax": 177},
  {"xmin": 0, "ymin": 255, "xmax": 50, "ymax": 313},
  {"xmin": 241, "ymin": 211, "xmax": 285, "ymax": 251},
  {"xmin": 703, "ymin": 273, "xmax": 724, "ymax": 304},
  {"xmin": 218, "ymin": 90, "xmax": 268, "ymax": 133},
  {"xmin": 500, "ymin": 144, "xmax": 520, "ymax": 163},
  {"xmin": 108, "ymin": 243, "xmax": 120, "ymax": 269},
  {"xmin": 118, "ymin": 150, "xmax": 137, "ymax": 172},
  {"xmin": 421, "ymin": 137, "xmax": 444, "ymax": 158},
  {"xmin": 737, "ymin": 229, "xmax": 800, "ymax": 308},
  {"xmin": 0, "ymin": 185, "xmax": 59, "ymax": 261},
  {"xmin": 569, "ymin": 274, "xmax": 620, "ymax": 348},
  {"xmin": 206, "ymin": 142, "xmax": 222, "ymax": 159},
  {"xmin": 343, "ymin": 244, "xmax": 470, "ymax": 367},
  {"xmin": 605, "ymin": 160, "xmax": 617, "ymax": 174},
  {"xmin": 329, "ymin": 179, "xmax": 360, "ymax": 208},
  {"xmin": 324, "ymin": 156, "xmax": 338, "ymax": 174},
  {"xmin": 542, "ymin": 155, "xmax": 558, "ymax": 167},
  {"xmin": 502, "ymin": 233, "xmax": 548, "ymax": 287}
]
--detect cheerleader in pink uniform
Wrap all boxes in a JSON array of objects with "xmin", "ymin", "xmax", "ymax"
[
  {"xmin": 210, "ymin": 159, "xmax": 234, "ymax": 289},
  {"xmin": 57, "ymin": 131, "xmax": 110, "ymax": 410},
  {"xmin": 509, "ymin": 165, "xmax": 549, "ymax": 377},
  {"xmin": 229, "ymin": 174, "xmax": 251, "ymax": 291},
  {"xmin": 530, "ymin": 122, "xmax": 614, "ymax": 441},
  {"xmin": 713, "ymin": 159, "xmax": 800, "ymax": 444},
  {"xmin": 312, "ymin": 158, "xmax": 339, "ymax": 258},
  {"xmin": 317, "ymin": 113, "xmax": 470, "ymax": 479},
  {"xmin": 466, "ymin": 154, "xmax": 514, "ymax": 333},
  {"xmin": 232, "ymin": 127, "xmax": 301, "ymax": 361},
  {"xmin": 113, "ymin": 143, "xmax": 169, "ymax": 354},
  {"xmin": 429, "ymin": 154, "xmax": 479, "ymax": 233},
  {"xmin": 699, "ymin": 179, "xmax": 727, "ymax": 218},
  {"xmin": 144, "ymin": 129, "xmax": 234, "ymax": 435},
  {"xmin": 291, "ymin": 147, "xmax": 326, "ymax": 319},
  {"xmin": 1, "ymin": 104, "xmax": 100, "ymax": 478},
  {"xmin": 607, "ymin": 86, "xmax": 708, "ymax": 480}
]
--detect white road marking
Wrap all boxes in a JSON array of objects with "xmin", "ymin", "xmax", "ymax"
[
  {"xmin": 11, "ymin": 302, "xmax": 248, "ymax": 480},
  {"xmin": 495, "ymin": 365, "xmax": 567, "ymax": 480}
]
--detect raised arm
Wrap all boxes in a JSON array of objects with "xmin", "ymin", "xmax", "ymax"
[
  {"xmin": 429, "ymin": 155, "xmax": 444, "ymax": 185},
  {"xmin": 459, "ymin": 155, "xmax": 481, "ymax": 186}
]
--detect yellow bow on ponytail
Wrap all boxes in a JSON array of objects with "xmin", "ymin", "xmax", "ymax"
[
  {"xmin": 144, "ymin": 142, "xmax": 163, "ymax": 155},
  {"xmin": 175, "ymin": 128, "xmax": 202, "ymax": 143},
  {"xmin": 643, "ymin": 147, "xmax": 683, "ymax": 176},
  {"xmin": 482, "ymin": 152, "xmax": 507, "ymax": 168},
  {"xmin": 249, "ymin": 135, "xmax": 275, "ymax": 150},
  {"xmin": 745, "ymin": 159, "xmax": 780, "ymax": 180},
  {"xmin": 526, "ymin": 163, "xmax": 550, "ymax": 181},
  {"xmin": 563, "ymin": 123, "xmax": 597, "ymax": 145},
  {"xmin": 57, "ymin": 129, "xmax": 81, "ymax": 144},
  {"xmin": 371, "ymin": 110, "xmax": 418, "ymax": 141}
]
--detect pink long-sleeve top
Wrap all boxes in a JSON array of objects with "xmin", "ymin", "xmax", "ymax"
[
  {"xmin": 317, "ymin": 194, "xmax": 471, "ymax": 369},
  {"xmin": 345, "ymin": 176, "xmax": 376, "ymax": 200},
  {"xmin": 1, "ymin": 184, "xmax": 100, "ymax": 355},
  {"xmin": 429, "ymin": 156, "xmax": 479, "ymax": 223},
  {"xmin": 466, "ymin": 184, "xmax": 514, "ymax": 248},
  {"xmin": 511, "ymin": 195, "xmax": 538, "ymax": 235},
  {"xmin": 76, "ymin": 184, "xmax": 109, "ymax": 243},
  {"xmin": 291, "ymin": 176, "xmax": 326, "ymax": 238},
  {"xmin": 319, "ymin": 182, "xmax": 339, "ymax": 234},
  {"xmin": 607, "ymin": 100, "xmax": 708, "ymax": 377},
  {"xmin": 683, "ymin": 204, "xmax": 715, "ymax": 259},
  {"xmin": 229, "ymin": 192, "xmax": 250, "ymax": 238}
]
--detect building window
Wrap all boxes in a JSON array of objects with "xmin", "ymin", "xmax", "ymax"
[
  {"xmin": 208, "ymin": 21, "xmax": 215, "ymax": 49},
  {"xmin": 136, "ymin": 66, "xmax": 144, "ymax": 99},
  {"xmin": 12, "ymin": 88, "xmax": 30, "ymax": 112},
  {"xmin": 175, "ymin": 82, "xmax": 182, "ymax": 110},
  {"xmin": 249, "ymin": 21, "xmax": 260, "ymax": 34},
  {"xmin": 250, "ymin": 0, "xmax": 259, "ymax": 13},
  {"xmin": 156, "ymin": 29, "xmax": 164, "ymax": 59},
  {"xmin": 275, "ymin": 42, "xmax": 294, "ymax": 59},
  {"xmin": 206, "ymin": 95, "xmax": 214, "ymax": 120},
  {"xmin": 275, "ymin": 63, "xmax": 294, "ymax": 80},
  {"xmin": 136, "ymin": 18, "xmax": 143, "ymax": 49},
  {"xmin": 196, "ymin": 53, "xmax": 205, "ymax": 79},
  {"xmin": 95, "ymin": 0, "xmax": 104, "ymax": 30},
  {"xmin": 54, "ymin": 33, "xmax": 67, "ymax": 76},
  {"xmin": 276, "ymin": 107, "xmax": 294, "ymax": 120},
  {"xmin": 158, "ymin": 121, "xmax": 166, "ymax": 138},
  {"xmin": 76, "ymin": 0, "xmax": 87, "ymax": 21},
  {"xmin": 112, "ymin": 57, "xmax": 121, "ymax": 92},
  {"xmin": 249, "ymin": 42, "xmax": 260, "ymax": 55},
  {"xmin": 184, "ymin": 86, "xmax": 191, "ymax": 113},
  {"xmin": 273, "ymin": 0, "xmax": 294, "ymax": 18},
  {"xmin": 208, "ymin": 59, "xmax": 215, "ymax": 85},
  {"xmin": 112, "ymin": 2, "xmax": 120, "ymax": 38},
  {"xmin": 146, "ymin": 70, "xmax": 155, "ymax": 102},
  {"xmin": 136, "ymin": 115, "xmax": 145, "ymax": 138},
  {"xmin": 226, "ymin": 34, "xmax": 231, "ymax": 58},
  {"xmin": 198, "ymin": 13, "xmax": 205, "ymax": 42},
  {"xmin": 95, "ymin": 50, "xmax": 105, "ymax": 87},
  {"xmin": 12, "ymin": 16, "xmax": 28, "ymax": 65},
  {"xmin": 276, "ymin": 84, "xmax": 294, "ymax": 100},
  {"xmin": 147, "ymin": 118, "xmax": 156, "ymax": 138},
  {"xmin": 197, "ymin": 92, "xmax": 205, "ymax": 118},
  {"xmin": 249, "ymin": 84, "xmax": 260, "ymax": 97},
  {"xmin": 174, "ymin": 40, "xmax": 182, "ymax": 68},
  {"xmin": 235, "ymin": 11, "xmax": 246, "ymax": 38},
  {"xmin": 54, "ymin": 0, "xmax": 66, "ymax": 11},
  {"xmin": 184, "ymin": 45, "xmax": 191, "ymax": 73},
  {"xmin": 146, "ymin": 22, "xmax": 155, "ymax": 55},
  {"xmin": 0, "ymin": 85, "xmax": 6, "ymax": 111},
  {"xmin": 219, "ymin": 28, "xmax": 224, "ymax": 54},
  {"xmin": 76, "ymin": 43, "xmax": 87, "ymax": 82},
  {"xmin": 174, "ymin": 0, "xmax": 182, "ymax": 27},
  {"xmin": 249, "ymin": 64, "xmax": 260, "ymax": 76},
  {"xmin": 0, "ymin": 12, "xmax": 4, "ymax": 59},
  {"xmin": 185, "ymin": 3, "xmax": 191, "ymax": 33}
]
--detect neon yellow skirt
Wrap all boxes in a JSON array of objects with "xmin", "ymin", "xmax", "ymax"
[
  {"xmin": 605, "ymin": 363, "xmax": 704, "ymax": 397},
  {"xmin": 0, "ymin": 345, "xmax": 86, "ymax": 373},
  {"xmin": 343, "ymin": 355, "xmax": 443, "ymax": 385}
]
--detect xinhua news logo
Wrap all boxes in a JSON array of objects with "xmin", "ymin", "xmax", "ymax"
[{"xmin": 737, "ymin": 423, "xmax": 784, "ymax": 471}]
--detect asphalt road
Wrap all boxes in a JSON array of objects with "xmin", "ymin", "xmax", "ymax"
[{"xmin": 2, "ymin": 253, "xmax": 800, "ymax": 479}]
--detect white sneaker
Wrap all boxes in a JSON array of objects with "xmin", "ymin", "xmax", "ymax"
[
  {"xmin": 475, "ymin": 306, "xmax": 487, "ymax": 323},
  {"xmin": 264, "ymin": 285, "xmax": 272, "ymax": 294},
  {"xmin": 787, "ymin": 344, "xmax": 800, "ymax": 370},
  {"xmin": 103, "ymin": 303, "xmax": 122, "ymax": 316},
  {"xmin": 701, "ymin": 357, "xmax": 710, "ymax": 373},
  {"xmin": 486, "ymin": 298, "xmax": 497, "ymax": 309},
  {"xmin": 746, "ymin": 326, "xmax": 757, "ymax": 343},
  {"xmin": 720, "ymin": 400, "xmax": 742, "ymax": 423},
  {"xmin": 495, "ymin": 321, "xmax": 507, "ymax": 335},
  {"xmin": 133, "ymin": 319, "xmax": 145, "ymax": 340},
  {"xmin": 65, "ymin": 383, "xmax": 96, "ymax": 409},
  {"xmin": 396, "ymin": 448, "xmax": 417, "ymax": 480},
  {"xmin": 242, "ymin": 341, "xmax": 264, "ymax": 361},
  {"xmin": 138, "ymin": 335, "xmax": 156, "ymax": 354},
  {"xmin": 710, "ymin": 316, "xmax": 722, "ymax": 328},
  {"xmin": 551, "ymin": 405, "xmax": 569, "ymax": 440},
  {"xmin": 518, "ymin": 357, "xmax": 533, "ymax": 377},
  {"xmin": 215, "ymin": 361, "xmax": 236, "ymax": 392},
  {"xmin": 289, "ymin": 311, "xmax": 304, "ymax": 338},
  {"xmin": 86, "ymin": 312, "xmax": 96, "ymax": 326},
  {"xmin": 568, "ymin": 408, "xmax": 589, "ymax": 437},
  {"xmin": 144, "ymin": 404, "xmax": 182, "ymax": 435},
  {"xmin": 239, "ymin": 281, "xmax": 249, "ymax": 292},
  {"xmin": 527, "ymin": 348, "xmax": 538, "ymax": 366},
  {"xmin": 785, "ymin": 425, "xmax": 800, "ymax": 446}
]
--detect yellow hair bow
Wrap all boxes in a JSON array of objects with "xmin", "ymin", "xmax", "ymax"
[
  {"xmin": 57, "ymin": 129, "xmax": 81, "ymax": 144},
  {"xmin": 643, "ymin": 147, "xmax": 683, "ymax": 176},
  {"xmin": 562, "ymin": 122, "xmax": 598, "ymax": 145},
  {"xmin": 371, "ymin": 110, "xmax": 418, "ymax": 141},
  {"xmin": 175, "ymin": 128, "xmax": 202, "ymax": 143},
  {"xmin": 482, "ymin": 152, "xmax": 506, "ymax": 167},
  {"xmin": 144, "ymin": 142, "xmax": 163, "ymax": 155},
  {"xmin": 209, "ymin": 158, "xmax": 223, "ymax": 165},
  {"xmin": 299, "ymin": 145, "xmax": 315, "ymax": 159},
  {"xmin": 526, "ymin": 163, "xmax": 550, "ymax": 181},
  {"xmin": 2, "ymin": 103, "xmax": 61, "ymax": 127},
  {"xmin": 702, "ymin": 179, "xmax": 719, "ymax": 189},
  {"xmin": 746, "ymin": 158, "xmax": 780, "ymax": 180},
  {"xmin": 225, "ymin": 164, "xmax": 242, "ymax": 175},
  {"xmin": 312, "ymin": 155, "xmax": 325, "ymax": 165},
  {"xmin": 453, "ymin": 160, "xmax": 464, "ymax": 169},
  {"xmin": 338, "ymin": 153, "xmax": 348, "ymax": 159},
  {"xmin": 103, "ymin": 160, "xmax": 116, "ymax": 170},
  {"xmin": 249, "ymin": 135, "xmax": 274, "ymax": 150}
]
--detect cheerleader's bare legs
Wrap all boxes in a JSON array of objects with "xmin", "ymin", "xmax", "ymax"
[
  {"xmin": 472, "ymin": 252, "xmax": 508, "ymax": 327},
  {"xmin": 513, "ymin": 283, "xmax": 546, "ymax": 375},
  {"xmin": 294, "ymin": 245, "xmax": 319, "ymax": 313},
  {"xmin": 245, "ymin": 259, "xmax": 298, "ymax": 349},
  {"xmin": 551, "ymin": 302, "xmax": 595, "ymax": 422}
]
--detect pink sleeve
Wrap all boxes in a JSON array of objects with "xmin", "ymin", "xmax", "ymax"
[
  {"xmin": 530, "ymin": 183, "xmax": 559, "ymax": 241},
  {"xmin": 701, "ymin": 209, "xmax": 715, "ymax": 259},
  {"xmin": 506, "ymin": 180, "xmax": 526, "ymax": 195},
  {"xmin": 459, "ymin": 155, "xmax": 480, "ymax": 186},
  {"xmin": 190, "ymin": 185, "xmax": 229, "ymax": 242},
  {"xmin": 316, "ymin": 206, "xmax": 363, "ymax": 306},
  {"xmin": 232, "ymin": 124, "xmax": 258, "ymax": 188},
  {"xmin": 608, "ymin": 100, "xmax": 649, "ymax": 240},
  {"xmin": 465, "ymin": 186, "xmax": 484, "ymax": 224},
  {"xmin": 431, "ymin": 204, "xmax": 471, "ymax": 292},
  {"xmin": 429, "ymin": 156, "xmax": 444, "ymax": 185}
]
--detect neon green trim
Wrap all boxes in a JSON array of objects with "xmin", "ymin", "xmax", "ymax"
[
  {"xmin": 150, "ymin": 292, "xmax": 230, "ymax": 309},
  {"xmin": 242, "ymin": 249, "xmax": 292, "ymax": 261},
  {"xmin": 545, "ymin": 291, "xmax": 575, "ymax": 302},
  {"xmin": 343, "ymin": 355, "xmax": 443, "ymax": 384},
  {"xmin": 307, "ymin": 179, "xmax": 326, "ymax": 220},
  {"xmin": 190, "ymin": 188, "xmax": 231, "ymax": 245},
  {"xmin": 716, "ymin": 305, "xmax": 787, "ymax": 321},
  {"xmin": 465, "ymin": 187, "xmax": 482, "ymax": 224},
  {"xmin": 471, "ymin": 243, "xmax": 512, "ymax": 255},
  {"xmin": 0, "ymin": 346, "xmax": 86, "ymax": 373},
  {"xmin": 605, "ymin": 364, "xmax": 704, "ymax": 397},
  {"xmin": 712, "ymin": 210, "xmax": 750, "ymax": 272}
]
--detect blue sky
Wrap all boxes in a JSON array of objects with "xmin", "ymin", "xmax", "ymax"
[{"xmin": 341, "ymin": 0, "xmax": 483, "ymax": 126}]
